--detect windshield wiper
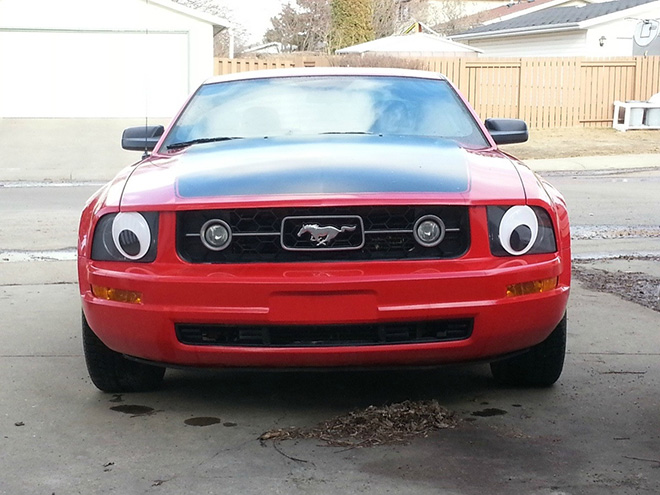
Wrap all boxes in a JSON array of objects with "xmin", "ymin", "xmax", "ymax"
[{"xmin": 166, "ymin": 136, "xmax": 243, "ymax": 150}]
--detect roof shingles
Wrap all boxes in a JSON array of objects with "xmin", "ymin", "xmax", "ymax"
[{"xmin": 460, "ymin": 0, "xmax": 659, "ymax": 35}]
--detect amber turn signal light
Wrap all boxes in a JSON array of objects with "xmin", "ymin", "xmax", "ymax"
[
  {"xmin": 506, "ymin": 277, "xmax": 558, "ymax": 298},
  {"xmin": 92, "ymin": 285, "xmax": 142, "ymax": 304}
]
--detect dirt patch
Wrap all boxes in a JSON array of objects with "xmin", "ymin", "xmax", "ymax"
[
  {"xmin": 500, "ymin": 127, "xmax": 660, "ymax": 160},
  {"xmin": 572, "ymin": 225, "xmax": 660, "ymax": 240},
  {"xmin": 573, "ymin": 261, "xmax": 660, "ymax": 312},
  {"xmin": 260, "ymin": 400, "xmax": 458, "ymax": 448}
]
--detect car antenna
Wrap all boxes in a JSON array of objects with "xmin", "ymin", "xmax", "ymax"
[{"xmin": 143, "ymin": 0, "xmax": 150, "ymax": 160}]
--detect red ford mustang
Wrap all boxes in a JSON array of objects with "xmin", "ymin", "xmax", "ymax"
[{"xmin": 78, "ymin": 67, "xmax": 570, "ymax": 392}]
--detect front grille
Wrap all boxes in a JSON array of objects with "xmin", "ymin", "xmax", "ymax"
[
  {"xmin": 177, "ymin": 206, "xmax": 469, "ymax": 263},
  {"xmin": 176, "ymin": 319, "xmax": 473, "ymax": 347}
]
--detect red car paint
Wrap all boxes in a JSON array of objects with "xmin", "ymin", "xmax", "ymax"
[{"xmin": 78, "ymin": 68, "xmax": 570, "ymax": 371}]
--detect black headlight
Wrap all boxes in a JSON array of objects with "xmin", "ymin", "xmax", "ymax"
[
  {"xmin": 91, "ymin": 212, "xmax": 159, "ymax": 262},
  {"xmin": 488, "ymin": 205, "xmax": 556, "ymax": 256}
]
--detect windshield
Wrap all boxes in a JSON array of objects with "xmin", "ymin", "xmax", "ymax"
[{"xmin": 160, "ymin": 75, "xmax": 489, "ymax": 151}]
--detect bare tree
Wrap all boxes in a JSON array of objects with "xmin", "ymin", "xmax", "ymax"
[
  {"xmin": 372, "ymin": 0, "xmax": 433, "ymax": 39},
  {"xmin": 432, "ymin": 0, "xmax": 477, "ymax": 36},
  {"xmin": 372, "ymin": 0, "xmax": 399, "ymax": 38},
  {"xmin": 264, "ymin": 0, "xmax": 332, "ymax": 52},
  {"xmin": 264, "ymin": 0, "xmax": 436, "ymax": 54}
]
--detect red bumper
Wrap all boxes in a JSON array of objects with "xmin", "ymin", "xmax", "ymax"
[{"xmin": 79, "ymin": 253, "xmax": 570, "ymax": 368}]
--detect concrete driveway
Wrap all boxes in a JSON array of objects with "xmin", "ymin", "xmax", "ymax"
[
  {"xmin": 1, "ymin": 123, "xmax": 659, "ymax": 494},
  {"xmin": 1, "ymin": 273, "xmax": 659, "ymax": 494}
]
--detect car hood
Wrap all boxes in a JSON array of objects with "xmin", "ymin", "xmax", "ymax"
[{"xmin": 118, "ymin": 135, "xmax": 525, "ymax": 208}]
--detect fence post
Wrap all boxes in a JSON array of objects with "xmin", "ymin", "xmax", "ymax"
[
  {"xmin": 569, "ymin": 58, "xmax": 579, "ymax": 127},
  {"xmin": 457, "ymin": 57, "xmax": 468, "ymax": 95},
  {"xmin": 634, "ymin": 57, "xmax": 643, "ymax": 101}
]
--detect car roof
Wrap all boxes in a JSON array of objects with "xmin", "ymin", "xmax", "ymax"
[{"xmin": 203, "ymin": 66, "xmax": 448, "ymax": 85}]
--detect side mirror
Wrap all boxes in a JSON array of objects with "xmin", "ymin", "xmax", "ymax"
[
  {"xmin": 485, "ymin": 118, "xmax": 528, "ymax": 145},
  {"xmin": 121, "ymin": 125, "xmax": 165, "ymax": 152}
]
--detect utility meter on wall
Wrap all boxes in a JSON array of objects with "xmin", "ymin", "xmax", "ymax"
[{"xmin": 633, "ymin": 19, "xmax": 660, "ymax": 56}]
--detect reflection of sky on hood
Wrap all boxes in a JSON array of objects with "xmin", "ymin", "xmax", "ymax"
[
  {"xmin": 174, "ymin": 136, "xmax": 470, "ymax": 198},
  {"xmin": 121, "ymin": 157, "xmax": 179, "ymax": 205}
]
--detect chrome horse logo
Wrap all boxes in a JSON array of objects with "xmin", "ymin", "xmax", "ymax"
[{"xmin": 297, "ymin": 223, "xmax": 356, "ymax": 247}]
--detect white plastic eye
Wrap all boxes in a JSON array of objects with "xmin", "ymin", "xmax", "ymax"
[
  {"xmin": 498, "ymin": 206, "xmax": 538, "ymax": 255},
  {"xmin": 111, "ymin": 212, "xmax": 152, "ymax": 260}
]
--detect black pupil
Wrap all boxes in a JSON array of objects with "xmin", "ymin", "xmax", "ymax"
[
  {"xmin": 119, "ymin": 230, "xmax": 141, "ymax": 256},
  {"xmin": 510, "ymin": 225, "xmax": 532, "ymax": 251}
]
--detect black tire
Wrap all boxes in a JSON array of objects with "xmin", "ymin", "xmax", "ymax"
[
  {"xmin": 82, "ymin": 312, "xmax": 165, "ymax": 392},
  {"xmin": 490, "ymin": 313, "xmax": 566, "ymax": 387}
]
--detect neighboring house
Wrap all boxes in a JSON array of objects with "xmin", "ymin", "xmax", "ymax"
[
  {"xmin": 451, "ymin": 0, "xmax": 660, "ymax": 57},
  {"xmin": 396, "ymin": 0, "xmax": 509, "ymax": 30},
  {"xmin": 435, "ymin": 0, "xmax": 593, "ymax": 34},
  {"xmin": 0, "ymin": 0, "xmax": 231, "ymax": 118},
  {"xmin": 398, "ymin": 21, "xmax": 443, "ymax": 35},
  {"xmin": 477, "ymin": 0, "xmax": 606, "ymax": 26},
  {"xmin": 336, "ymin": 32, "xmax": 482, "ymax": 57}
]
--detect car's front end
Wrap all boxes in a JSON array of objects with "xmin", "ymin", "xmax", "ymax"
[{"xmin": 78, "ymin": 68, "xmax": 570, "ymax": 391}]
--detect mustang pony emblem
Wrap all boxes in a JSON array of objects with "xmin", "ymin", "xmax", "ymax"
[{"xmin": 297, "ymin": 224, "xmax": 356, "ymax": 246}]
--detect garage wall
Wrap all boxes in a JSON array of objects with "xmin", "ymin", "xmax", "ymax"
[
  {"xmin": 0, "ymin": 0, "xmax": 218, "ymax": 118},
  {"xmin": 0, "ymin": 30, "xmax": 189, "ymax": 117}
]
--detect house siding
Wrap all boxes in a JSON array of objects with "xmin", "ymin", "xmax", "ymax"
[
  {"xmin": 586, "ymin": 19, "xmax": 641, "ymax": 57},
  {"xmin": 454, "ymin": 0, "xmax": 660, "ymax": 57},
  {"xmin": 465, "ymin": 31, "xmax": 588, "ymax": 57}
]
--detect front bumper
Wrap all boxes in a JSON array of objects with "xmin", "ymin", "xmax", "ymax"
[{"xmin": 79, "ymin": 253, "xmax": 570, "ymax": 368}]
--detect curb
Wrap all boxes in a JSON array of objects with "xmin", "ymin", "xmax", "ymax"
[{"xmin": 526, "ymin": 153, "xmax": 660, "ymax": 173}]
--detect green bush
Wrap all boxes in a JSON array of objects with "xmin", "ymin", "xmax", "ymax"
[{"xmin": 330, "ymin": 0, "xmax": 375, "ymax": 52}]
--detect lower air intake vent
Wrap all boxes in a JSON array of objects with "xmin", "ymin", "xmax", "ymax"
[{"xmin": 176, "ymin": 319, "xmax": 473, "ymax": 348}]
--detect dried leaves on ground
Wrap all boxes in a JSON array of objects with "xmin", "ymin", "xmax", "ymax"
[
  {"xmin": 260, "ymin": 400, "xmax": 458, "ymax": 448},
  {"xmin": 573, "ymin": 263, "xmax": 660, "ymax": 312}
]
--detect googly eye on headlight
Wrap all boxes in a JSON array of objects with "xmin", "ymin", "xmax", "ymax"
[
  {"xmin": 498, "ymin": 206, "xmax": 538, "ymax": 255},
  {"xmin": 488, "ymin": 205, "xmax": 556, "ymax": 257},
  {"xmin": 91, "ymin": 212, "xmax": 158, "ymax": 262},
  {"xmin": 111, "ymin": 212, "xmax": 152, "ymax": 260}
]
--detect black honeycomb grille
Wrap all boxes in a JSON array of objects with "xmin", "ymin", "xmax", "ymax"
[{"xmin": 177, "ymin": 206, "xmax": 469, "ymax": 263}]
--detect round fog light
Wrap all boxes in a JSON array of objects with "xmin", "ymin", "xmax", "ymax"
[
  {"xmin": 414, "ymin": 215, "xmax": 445, "ymax": 247},
  {"xmin": 201, "ymin": 219, "xmax": 232, "ymax": 251}
]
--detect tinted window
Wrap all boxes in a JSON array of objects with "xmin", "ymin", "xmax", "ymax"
[{"xmin": 161, "ymin": 76, "xmax": 489, "ymax": 150}]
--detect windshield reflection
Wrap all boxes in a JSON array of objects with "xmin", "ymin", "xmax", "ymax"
[{"xmin": 160, "ymin": 76, "xmax": 488, "ymax": 151}]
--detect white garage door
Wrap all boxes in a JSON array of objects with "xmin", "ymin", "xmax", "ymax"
[{"xmin": 0, "ymin": 30, "xmax": 189, "ymax": 118}]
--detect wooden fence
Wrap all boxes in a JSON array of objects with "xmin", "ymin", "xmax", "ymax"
[{"xmin": 215, "ymin": 56, "xmax": 660, "ymax": 129}]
